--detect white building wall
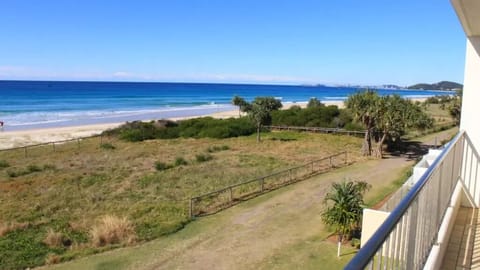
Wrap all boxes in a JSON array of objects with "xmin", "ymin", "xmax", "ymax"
[{"xmin": 460, "ymin": 36, "xmax": 480, "ymax": 150}]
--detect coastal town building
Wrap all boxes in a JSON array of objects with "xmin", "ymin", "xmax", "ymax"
[{"xmin": 345, "ymin": 0, "xmax": 480, "ymax": 269}]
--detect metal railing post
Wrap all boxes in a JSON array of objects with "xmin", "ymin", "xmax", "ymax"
[{"xmin": 406, "ymin": 200, "xmax": 419, "ymax": 270}]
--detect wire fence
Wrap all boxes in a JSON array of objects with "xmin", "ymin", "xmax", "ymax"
[
  {"xmin": 0, "ymin": 134, "xmax": 112, "ymax": 157},
  {"xmin": 189, "ymin": 151, "xmax": 350, "ymax": 218},
  {"xmin": 265, "ymin": 125, "xmax": 366, "ymax": 137}
]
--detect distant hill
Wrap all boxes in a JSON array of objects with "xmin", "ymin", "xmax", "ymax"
[{"xmin": 408, "ymin": 81, "xmax": 463, "ymax": 91}]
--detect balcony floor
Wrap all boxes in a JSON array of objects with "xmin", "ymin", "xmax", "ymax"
[{"xmin": 442, "ymin": 207, "xmax": 480, "ymax": 270}]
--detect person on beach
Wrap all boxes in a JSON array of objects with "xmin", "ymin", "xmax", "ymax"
[{"xmin": 0, "ymin": 121, "xmax": 3, "ymax": 131}]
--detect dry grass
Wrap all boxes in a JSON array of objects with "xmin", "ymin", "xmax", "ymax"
[
  {"xmin": 90, "ymin": 215, "xmax": 136, "ymax": 247},
  {"xmin": 45, "ymin": 253, "xmax": 61, "ymax": 265},
  {"xmin": 43, "ymin": 228, "xmax": 64, "ymax": 248},
  {"xmin": 0, "ymin": 221, "xmax": 29, "ymax": 236}
]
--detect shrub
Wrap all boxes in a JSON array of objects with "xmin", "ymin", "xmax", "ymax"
[
  {"xmin": 90, "ymin": 215, "xmax": 136, "ymax": 247},
  {"xmin": 0, "ymin": 160, "xmax": 9, "ymax": 169},
  {"xmin": 271, "ymin": 105, "xmax": 343, "ymax": 128},
  {"xmin": 195, "ymin": 154, "xmax": 213, "ymax": 163},
  {"xmin": 27, "ymin": 164, "xmax": 42, "ymax": 173},
  {"xmin": 43, "ymin": 228, "xmax": 64, "ymax": 248},
  {"xmin": 207, "ymin": 145, "xmax": 230, "ymax": 153},
  {"xmin": 108, "ymin": 117, "xmax": 256, "ymax": 141},
  {"xmin": 154, "ymin": 161, "xmax": 170, "ymax": 171},
  {"xmin": 100, "ymin": 143, "xmax": 116, "ymax": 150},
  {"xmin": 174, "ymin": 157, "xmax": 188, "ymax": 166}
]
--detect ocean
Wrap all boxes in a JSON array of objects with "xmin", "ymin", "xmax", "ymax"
[{"xmin": 0, "ymin": 80, "xmax": 450, "ymax": 131}]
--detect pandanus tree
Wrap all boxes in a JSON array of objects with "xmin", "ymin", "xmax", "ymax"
[
  {"xmin": 322, "ymin": 181, "xmax": 370, "ymax": 257},
  {"xmin": 231, "ymin": 95, "xmax": 250, "ymax": 117},
  {"xmin": 345, "ymin": 90, "xmax": 380, "ymax": 156},
  {"xmin": 346, "ymin": 90, "xmax": 433, "ymax": 158},
  {"xmin": 241, "ymin": 97, "xmax": 282, "ymax": 142}
]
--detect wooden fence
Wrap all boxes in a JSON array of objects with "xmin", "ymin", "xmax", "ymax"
[
  {"xmin": 0, "ymin": 134, "xmax": 109, "ymax": 157},
  {"xmin": 189, "ymin": 151, "xmax": 349, "ymax": 218},
  {"xmin": 265, "ymin": 125, "xmax": 366, "ymax": 137}
]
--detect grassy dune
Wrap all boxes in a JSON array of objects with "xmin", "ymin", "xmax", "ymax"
[{"xmin": 0, "ymin": 131, "xmax": 363, "ymax": 269}]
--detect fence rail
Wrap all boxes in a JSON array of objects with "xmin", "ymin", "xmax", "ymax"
[
  {"xmin": 265, "ymin": 125, "xmax": 366, "ymax": 136},
  {"xmin": 190, "ymin": 151, "xmax": 349, "ymax": 218},
  {"xmin": 345, "ymin": 131, "xmax": 477, "ymax": 269},
  {"xmin": 0, "ymin": 134, "xmax": 109, "ymax": 157}
]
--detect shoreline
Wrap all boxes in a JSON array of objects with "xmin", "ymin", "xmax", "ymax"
[{"xmin": 0, "ymin": 99, "xmax": 421, "ymax": 149}]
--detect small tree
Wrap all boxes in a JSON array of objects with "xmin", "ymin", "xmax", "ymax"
[
  {"xmin": 307, "ymin": 97, "xmax": 324, "ymax": 108},
  {"xmin": 245, "ymin": 97, "xmax": 282, "ymax": 142},
  {"xmin": 448, "ymin": 89, "xmax": 462, "ymax": 125},
  {"xmin": 322, "ymin": 181, "xmax": 370, "ymax": 257},
  {"xmin": 231, "ymin": 95, "xmax": 250, "ymax": 117}
]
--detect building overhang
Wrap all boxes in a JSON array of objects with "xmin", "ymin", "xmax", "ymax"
[{"xmin": 451, "ymin": 0, "xmax": 480, "ymax": 37}]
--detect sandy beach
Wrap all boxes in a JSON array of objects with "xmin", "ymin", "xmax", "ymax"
[{"xmin": 0, "ymin": 99, "xmax": 379, "ymax": 149}]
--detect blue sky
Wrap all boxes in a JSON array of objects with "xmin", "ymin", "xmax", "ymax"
[{"xmin": 0, "ymin": 0, "xmax": 466, "ymax": 86}]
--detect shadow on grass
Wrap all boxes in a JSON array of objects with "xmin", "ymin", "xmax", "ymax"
[{"xmin": 383, "ymin": 139, "xmax": 438, "ymax": 161}]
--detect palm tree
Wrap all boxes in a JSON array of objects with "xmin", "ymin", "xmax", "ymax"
[
  {"xmin": 345, "ymin": 90, "xmax": 380, "ymax": 156},
  {"xmin": 321, "ymin": 181, "xmax": 370, "ymax": 257},
  {"xmin": 231, "ymin": 95, "xmax": 249, "ymax": 117}
]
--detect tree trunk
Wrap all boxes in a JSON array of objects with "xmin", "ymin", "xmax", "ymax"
[
  {"xmin": 256, "ymin": 125, "xmax": 261, "ymax": 143},
  {"xmin": 376, "ymin": 132, "xmax": 388, "ymax": 158},
  {"xmin": 337, "ymin": 234, "xmax": 342, "ymax": 257},
  {"xmin": 362, "ymin": 128, "xmax": 372, "ymax": 156}
]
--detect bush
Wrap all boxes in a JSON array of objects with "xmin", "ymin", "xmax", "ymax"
[
  {"xmin": 0, "ymin": 160, "xmax": 10, "ymax": 169},
  {"xmin": 100, "ymin": 143, "xmax": 116, "ymax": 150},
  {"xmin": 6, "ymin": 164, "xmax": 44, "ymax": 178},
  {"xmin": 89, "ymin": 215, "xmax": 136, "ymax": 247},
  {"xmin": 107, "ymin": 117, "xmax": 256, "ymax": 142},
  {"xmin": 271, "ymin": 105, "xmax": 344, "ymax": 128},
  {"xmin": 207, "ymin": 145, "xmax": 230, "ymax": 152},
  {"xmin": 174, "ymin": 157, "xmax": 188, "ymax": 166},
  {"xmin": 195, "ymin": 154, "xmax": 213, "ymax": 163},
  {"xmin": 154, "ymin": 161, "xmax": 170, "ymax": 171},
  {"xmin": 27, "ymin": 164, "xmax": 42, "ymax": 173}
]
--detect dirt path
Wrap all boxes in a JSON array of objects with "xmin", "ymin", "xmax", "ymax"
[{"xmin": 47, "ymin": 128, "xmax": 458, "ymax": 270}]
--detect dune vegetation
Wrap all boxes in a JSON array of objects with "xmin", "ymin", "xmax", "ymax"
[{"xmin": 0, "ymin": 128, "xmax": 364, "ymax": 269}]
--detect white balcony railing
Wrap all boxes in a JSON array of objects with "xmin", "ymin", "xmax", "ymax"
[{"xmin": 345, "ymin": 131, "xmax": 480, "ymax": 269}]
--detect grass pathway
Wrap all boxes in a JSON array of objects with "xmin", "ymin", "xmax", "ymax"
[{"xmin": 45, "ymin": 128, "xmax": 458, "ymax": 270}]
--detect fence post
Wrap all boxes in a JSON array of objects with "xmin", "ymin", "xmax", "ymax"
[
  {"xmin": 77, "ymin": 138, "xmax": 80, "ymax": 149},
  {"xmin": 24, "ymin": 146, "xmax": 27, "ymax": 157},
  {"xmin": 260, "ymin": 178, "xmax": 264, "ymax": 193},
  {"xmin": 189, "ymin": 198, "xmax": 194, "ymax": 219},
  {"xmin": 289, "ymin": 169, "xmax": 292, "ymax": 182},
  {"xmin": 329, "ymin": 156, "xmax": 333, "ymax": 168},
  {"xmin": 345, "ymin": 151, "xmax": 348, "ymax": 165},
  {"xmin": 52, "ymin": 142, "xmax": 56, "ymax": 152},
  {"xmin": 311, "ymin": 161, "xmax": 314, "ymax": 173},
  {"xmin": 229, "ymin": 187, "xmax": 233, "ymax": 202}
]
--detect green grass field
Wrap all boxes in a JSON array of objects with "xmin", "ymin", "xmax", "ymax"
[{"xmin": 0, "ymin": 131, "xmax": 363, "ymax": 269}]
